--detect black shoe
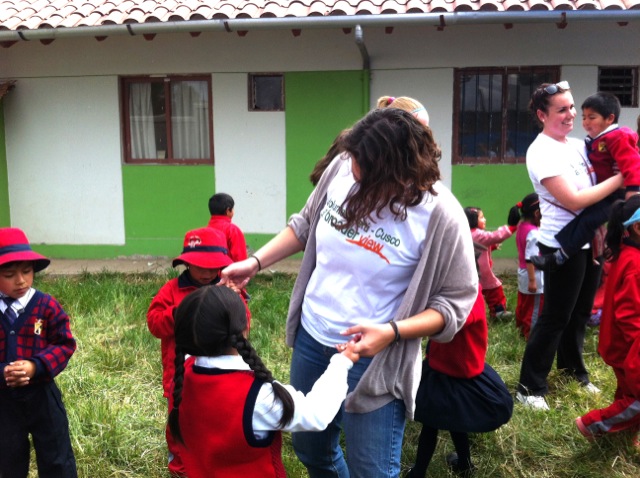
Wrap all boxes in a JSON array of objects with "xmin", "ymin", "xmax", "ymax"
[
  {"xmin": 531, "ymin": 253, "xmax": 559, "ymax": 272},
  {"xmin": 446, "ymin": 452, "xmax": 476, "ymax": 477}
]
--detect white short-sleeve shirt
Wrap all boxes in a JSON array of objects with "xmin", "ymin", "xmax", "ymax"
[
  {"xmin": 526, "ymin": 133, "xmax": 595, "ymax": 249},
  {"xmin": 301, "ymin": 158, "xmax": 434, "ymax": 346}
]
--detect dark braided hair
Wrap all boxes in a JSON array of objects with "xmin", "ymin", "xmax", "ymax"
[
  {"xmin": 168, "ymin": 286, "xmax": 294, "ymax": 444},
  {"xmin": 508, "ymin": 192, "xmax": 539, "ymax": 226},
  {"xmin": 604, "ymin": 195, "xmax": 640, "ymax": 261},
  {"xmin": 340, "ymin": 108, "xmax": 441, "ymax": 230}
]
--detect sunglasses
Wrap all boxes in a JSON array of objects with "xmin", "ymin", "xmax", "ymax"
[{"xmin": 543, "ymin": 81, "xmax": 570, "ymax": 95}]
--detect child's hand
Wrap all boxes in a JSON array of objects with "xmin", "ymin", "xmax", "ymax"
[
  {"xmin": 335, "ymin": 339, "xmax": 360, "ymax": 363},
  {"xmin": 3, "ymin": 360, "xmax": 35, "ymax": 387},
  {"xmin": 225, "ymin": 281, "xmax": 242, "ymax": 294}
]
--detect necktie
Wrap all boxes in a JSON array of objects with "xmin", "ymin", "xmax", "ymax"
[{"xmin": 3, "ymin": 297, "xmax": 18, "ymax": 324}]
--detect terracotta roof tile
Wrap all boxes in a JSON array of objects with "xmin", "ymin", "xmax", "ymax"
[{"xmin": 0, "ymin": 0, "xmax": 639, "ymax": 32}]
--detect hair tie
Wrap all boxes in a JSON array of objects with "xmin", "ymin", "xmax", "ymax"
[
  {"xmin": 387, "ymin": 97, "xmax": 395, "ymax": 105},
  {"xmin": 517, "ymin": 202, "xmax": 523, "ymax": 208}
]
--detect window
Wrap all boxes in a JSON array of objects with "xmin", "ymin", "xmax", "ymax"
[
  {"xmin": 598, "ymin": 67, "xmax": 638, "ymax": 107},
  {"xmin": 121, "ymin": 76, "xmax": 213, "ymax": 164},
  {"xmin": 249, "ymin": 74, "xmax": 284, "ymax": 111},
  {"xmin": 453, "ymin": 67, "xmax": 560, "ymax": 164}
]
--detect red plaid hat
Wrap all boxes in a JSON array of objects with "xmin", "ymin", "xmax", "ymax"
[
  {"xmin": 172, "ymin": 228, "xmax": 233, "ymax": 269},
  {"xmin": 0, "ymin": 228, "xmax": 51, "ymax": 272}
]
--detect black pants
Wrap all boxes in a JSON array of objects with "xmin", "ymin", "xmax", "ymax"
[
  {"xmin": 555, "ymin": 190, "xmax": 624, "ymax": 256},
  {"xmin": 517, "ymin": 247, "xmax": 601, "ymax": 396},
  {"xmin": 0, "ymin": 381, "xmax": 77, "ymax": 478}
]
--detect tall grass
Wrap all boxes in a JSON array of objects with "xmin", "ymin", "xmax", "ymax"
[{"xmin": 27, "ymin": 270, "xmax": 638, "ymax": 477}]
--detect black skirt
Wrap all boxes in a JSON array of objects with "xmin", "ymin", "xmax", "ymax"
[{"xmin": 414, "ymin": 360, "xmax": 513, "ymax": 433}]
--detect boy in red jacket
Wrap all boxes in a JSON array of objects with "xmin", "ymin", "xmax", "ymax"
[
  {"xmin": 148, "ymin": 227, "xmax": 248, "ymax": 477},
  {"xmin": 576, "ymin": 196, "xmax": 640, "ymax": 447},
  {"xmin": 533, "ymin": 92, "xmax": 640, "ymax": 272},
  {"xmin": 207, "ymin": 192, "xmax": 248, "ymax": 263}
]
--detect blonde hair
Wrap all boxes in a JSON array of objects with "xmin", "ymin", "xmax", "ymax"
[{"xmin": 377, "ymin": 96, "xmax": 426, "ymax": 114}]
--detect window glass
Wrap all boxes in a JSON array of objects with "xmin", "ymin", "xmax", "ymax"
[
  {"xmin": 123, "ymin": 76, "xmax": 213, "ymax": 164},
  {"xmin": 454, "ymin": 67, "xmax": 559, "ymax": 164},
  {"xmin": 598, "ymin": 67, "xmax": 638, "ymax": 107},
  {"xmin": 249, "ymin": 74, "xmax": 284, "ymax": 111}
]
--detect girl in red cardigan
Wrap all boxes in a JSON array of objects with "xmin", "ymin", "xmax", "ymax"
[
  {"xmin": 406, "ymin": 271, "xmax": 513, "ymax": 477},
  {"xmin": 576, "ymin": 195, "xmax": 640, "ymax": 446}
]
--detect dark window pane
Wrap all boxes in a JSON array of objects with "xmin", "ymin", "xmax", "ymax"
[{"xmin": 251, "ymin": 75, "xmax": 284, "ymax": 111}]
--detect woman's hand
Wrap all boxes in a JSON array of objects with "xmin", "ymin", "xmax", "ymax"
[
  {"xmin": 219, "ymin": 258, "xmax": 259, "ymax": 289},
  {"xmin": 340, "ymin": 324, "xmax": 396, "ymax": 357}
]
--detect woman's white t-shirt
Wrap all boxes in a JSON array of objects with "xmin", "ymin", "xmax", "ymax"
[
  {"xmin": 526, "ymin": 133, "xmax": 595, "ymax": 249},
  {"xmin": 301, "ymin": 157, "xmax": 434, "ymax": 346}
]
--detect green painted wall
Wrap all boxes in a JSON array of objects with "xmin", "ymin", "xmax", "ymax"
[
  {"xmin": 284, "ymin": 71, "xmax": 368, "ymax": 218},
  {"xmin": 451, "ymin": 164, "xmax": 533, "ymax": 258},
  {"xmin": 122, "ymin": 165, "xmax": 216, "ymax": 255},
  {"xmin": 0, "ymin": 101, "xmax": 9, "ymax": 227}
]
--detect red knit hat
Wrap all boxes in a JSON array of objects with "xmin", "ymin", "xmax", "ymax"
[
  {"xmin": 0, "ymin": 228, "xmax": 51, "ymax": 272},
  {"xmin": 172, "ymin": 228, "xmax": 233, "ymax": 269}
]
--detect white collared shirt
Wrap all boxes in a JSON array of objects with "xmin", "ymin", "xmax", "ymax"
[{"xmin": 193, "ymin": 353, "xmax": 353, "ymax": 439}]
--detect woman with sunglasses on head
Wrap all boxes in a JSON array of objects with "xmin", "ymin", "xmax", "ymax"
[{"xmin": 516, "ymin": 81, "xmax": 623, "ymax": 411}]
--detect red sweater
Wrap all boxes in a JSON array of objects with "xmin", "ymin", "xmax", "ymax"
[
  {"xmin": 207, "ymin": 215, "xmax": 248, "ymax": 263},
  {"xmin": 587, "ymin": 126, "xmax": 640, "ymax": 192},
  {"xmin": 178, "ymin": 363, "xmax": 286, "ymax": 478},
  {"xmin": 427, "ymin": 286, "xmax": 487, "ymax": 378},
  {"xmin": 147, "ymin": 273, "xmax": 200, "ymax": 397},
  {"xmin": 147, "ymin": 272, "xmax": 252, "ymax": 397},
  {"xmin": 598, "ymin": 242, "xmax": 640, "ymax": 396}
]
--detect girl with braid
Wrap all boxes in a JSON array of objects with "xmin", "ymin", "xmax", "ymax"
[{"xmin": 168, "ymin": 286, "xmax": 359, "ymax": 478}]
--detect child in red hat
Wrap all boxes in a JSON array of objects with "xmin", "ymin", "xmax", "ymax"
[
  {"xmin": 147, "ymin": 227, "xmax": 250, "ymax": 477},
  {"xmin": 0, "ymin": 227, "xmax": 77, "ymax": 477}
]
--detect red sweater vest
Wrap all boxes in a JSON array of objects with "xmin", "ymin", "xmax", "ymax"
[{"xmin": 178, "ymin": 363, "xmax": 286, "ymax": 478}]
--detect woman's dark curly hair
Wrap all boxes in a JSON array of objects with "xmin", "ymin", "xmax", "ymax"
[
  {"xmin": 168, "ymin": 286, "xmax": 294, "ymax": 444},
  {"xmin": 340, "ymin": 107, "xmax": 441, "ymax": 230}
]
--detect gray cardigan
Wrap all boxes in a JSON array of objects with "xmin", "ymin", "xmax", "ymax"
[{"xmin": 286, "ymin": 156, "xmax": 478, "ymax": 418}]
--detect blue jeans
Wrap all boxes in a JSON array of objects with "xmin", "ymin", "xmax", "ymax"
[{"xmin": 290, "ymin": 325, "xmax": 406, "ymax": 478}]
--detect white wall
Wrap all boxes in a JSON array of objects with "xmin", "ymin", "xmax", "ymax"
[
  {"xmin": 212, "ymin": 73, "xmax": 286, "ymax": 234},
  {"xmin": 2, "ymin": 20, "xmax": 639, "ymax": 245},
  {"xmin": 4, "ymin": 76, "xmax": 125, "ymax": 244}
]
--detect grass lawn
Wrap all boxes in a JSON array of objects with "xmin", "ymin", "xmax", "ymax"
[{"xmin": 26, "ymin": 270, "xmax": 640, "ymax": 477}]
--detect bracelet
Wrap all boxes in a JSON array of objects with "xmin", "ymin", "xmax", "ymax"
[
  {"xmin": 250, "ymin": 254, "xmax": 262, "ymax": 272},
  {"xmin": 388, "ymin": 320, "xmax": 401, "ymax": 344}
]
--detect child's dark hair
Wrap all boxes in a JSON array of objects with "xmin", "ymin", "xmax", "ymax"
[
  {"xmin": 464, "ymin": 207, "xmax": 482, "ymax": 229},
  {"xmin": 604, "ymin": 195, "xmax": 640, "ymax": 261},
  {"xmin": 508, "ymin": 193, "xmax": 539, "ymax": 225},
  {"xmin": 310, "ymin": 129, "xmax": 350, "ymax": 186},
  {"xmin": 208, "ymin": 193, "xmax": 235, "ymax": 216},
  {"xmin": 168, "ymin": 286, "xmax": 294, "ymax": 443},
  {"xmin": 581, "ymin": 92, "xmax": 621, "ymax": 124}
]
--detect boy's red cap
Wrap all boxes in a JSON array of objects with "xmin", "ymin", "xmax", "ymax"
[
  {"xmin": 172, "ymin": 228, "xmax": 233, "ymax": 269},
  {"xmin": 0, "ymin": 227, "xmax": 51, "ymax": 272}
]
